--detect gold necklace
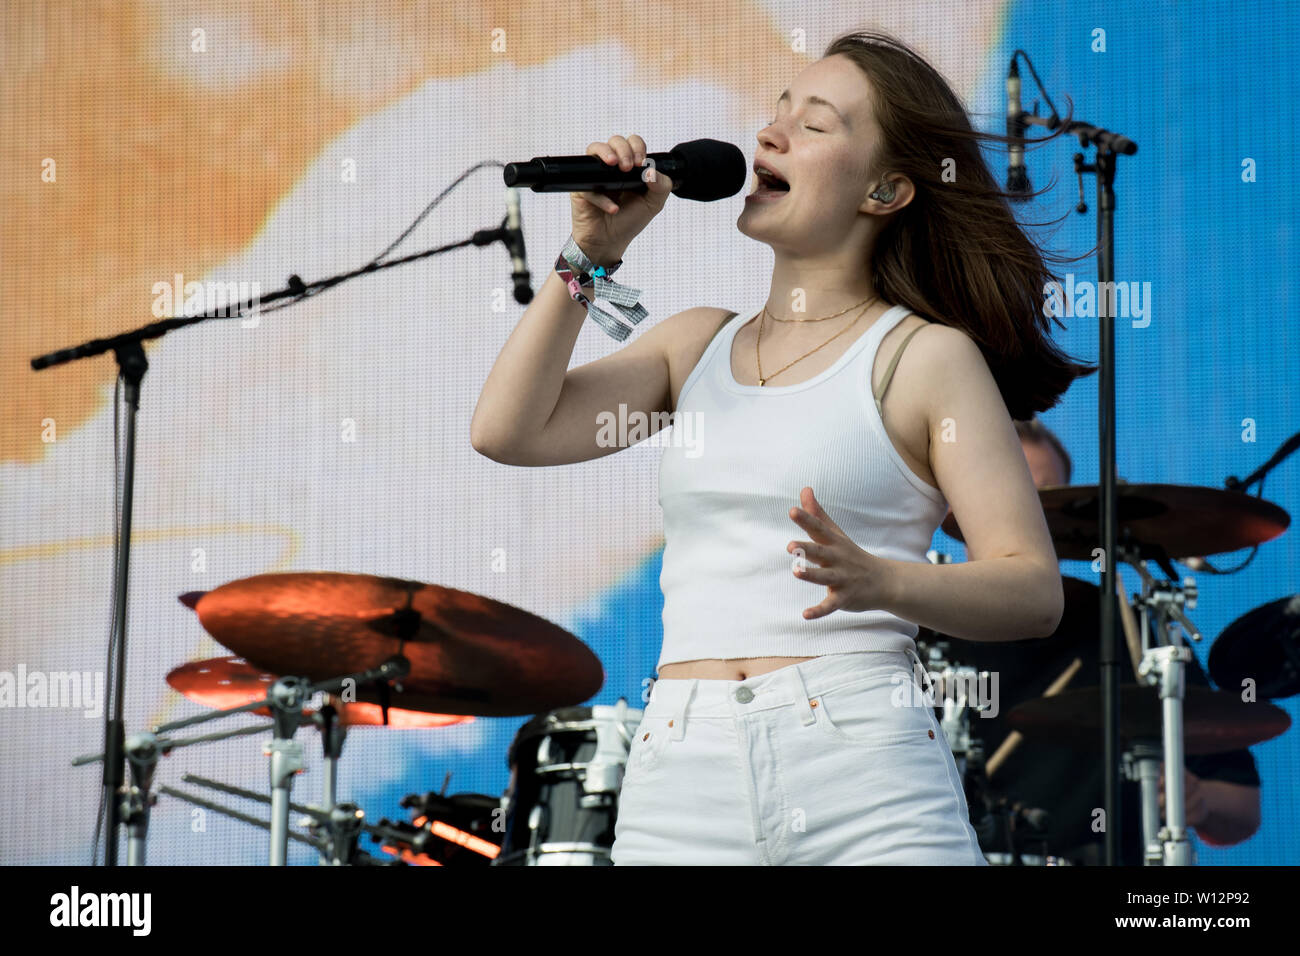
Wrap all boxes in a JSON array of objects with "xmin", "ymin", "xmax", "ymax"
[
  {"xmin": 756, "ymin": 298, "xmax": 876, "ymax": 386},
  {"xmin": 763, "ymin": 293, "xmax": 876, "ymax": 323}
]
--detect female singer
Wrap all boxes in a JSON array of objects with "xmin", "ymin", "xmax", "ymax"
[{"xmin": 472, "ymin": 29, "xmax": 1092, "ymax": 864}]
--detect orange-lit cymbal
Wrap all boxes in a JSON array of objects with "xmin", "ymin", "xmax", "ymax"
[
  {"xmin": 166, "ymin": 656, "xmax": 472, "ymax": 728},
  {"xmin": 942, "ymin": 483, "xmax": 1289, "ymax": 561},
  {"xmin": 192, "ymin": 572, "xmax": 604, "ymax": 717}
]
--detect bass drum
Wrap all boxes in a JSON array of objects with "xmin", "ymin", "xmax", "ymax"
[{"xmin": 495, "ymin": 701, "xmax": 642, "ymax": 866}]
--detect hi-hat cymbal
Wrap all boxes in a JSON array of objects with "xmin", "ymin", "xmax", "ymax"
[
  {"xmin": 166, "ymin": 656, "xmax": 472, "ymax": 728},
  {"xmin": 191, "ymin": 572, "xmax": 604, "ymax": 717},
  {"xmin": 1005, "ymin": 685, "xmax": 1291, "ymax": 755},
  {"xmin": 941, "ymin": 483, "xmax": 1289, "ymax": 561}
]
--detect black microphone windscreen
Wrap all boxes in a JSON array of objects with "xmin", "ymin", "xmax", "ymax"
[{"xmin": 670, "ymin": 139, "xmax": 747, "ymax": 201}]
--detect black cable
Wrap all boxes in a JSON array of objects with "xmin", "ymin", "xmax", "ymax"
[
  {"xmin": 86, "ymin": 159, "xmax": 505, "ymax": 863},
  {"xmin": 246, "ymin": 160, "xmax": 506, "ymax": 322},
  {"xmin": 1011, "ymin": 50, "xmax": 1063, "ymax": 128},
  {"xmin": 1191, "ymin": 477, "xmax": 1266, "ymax": 576},
  {"xmin": 92, "ymin": 374, "xmax": 125, "ymax": 865},
  {"xmin": 369, "ymin": 160, "xmax": 505, "ymax": 267}
]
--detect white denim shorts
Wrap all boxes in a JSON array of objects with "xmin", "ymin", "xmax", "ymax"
[{"xmin": 611, "ymin": 649, "xmax": 988, "ymax": 865}]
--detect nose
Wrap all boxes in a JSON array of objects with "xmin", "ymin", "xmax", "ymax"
[{"xmin": 757, "ymin": 118, "xmax": 786, "ymax": 151}]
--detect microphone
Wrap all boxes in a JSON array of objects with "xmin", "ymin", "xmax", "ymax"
[
  {"xmin": 503, "ymin": 138, "xmax": 746, "ymax": 202},
  {"xmin": 1006, "ymin": 58, "xmax": 1031, "ymax": 199},
  {"xmin": 503, "ymin": 187, "xmax": 533, "ymax": 305}
]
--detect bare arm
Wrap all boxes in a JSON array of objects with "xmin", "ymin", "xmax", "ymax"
[
  {"xmin": 471, "ymin": 131, "xmax": 697, "ymax": 467},
  {"xmin": 1194, "ymin": 780, "xmax": 1261, "ymax": 845},
  {"xmin": 1161, "ymin": 768, "xmax": 1261, "ymax": 846},
  {"xmin": 470, "ymin": 274, "xmax": 724, "ymax": 466},
  {"xmin": 784, "ymin": 324, "xmax": 1063, "ymax": 639},
  {"xmin": 881, "ymin": 325, "xmax": 1063, "ymax": 640}
]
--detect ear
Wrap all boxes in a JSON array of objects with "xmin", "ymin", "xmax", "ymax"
[{"xmin": 860, "ymin": 175, "xmax": 915, "ymax": 215}]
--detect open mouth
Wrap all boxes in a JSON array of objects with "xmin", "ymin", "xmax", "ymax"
[{"xmin": 753, "ymin": 166, "xmax": 790, "ymax": 197}]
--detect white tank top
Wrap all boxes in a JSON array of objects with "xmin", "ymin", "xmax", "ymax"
[{"xmin": 656, "ymin": 304, "xmax": 949, "ymax": 672}]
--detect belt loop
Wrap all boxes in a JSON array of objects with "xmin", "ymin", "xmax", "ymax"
[
  {"xmin": 905, "ymin": 647, "xmax": 935, "ymax": 702},
  {"xmin": 788, "ymin": 662, "xmax": 817, "ymax": 726},
  {"xmin": 671, "ymin": 680, "xmax": 697, "ymax": 740}
]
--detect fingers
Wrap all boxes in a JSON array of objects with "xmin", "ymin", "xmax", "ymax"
[
  {"xmin": 802, "ymin": 486, "xmax": 829, "ymax": 518},
  {"xmin": 579, "ymin": 134, "xmax": 649, "ymax": 210},
  {"xmin": 790, "ymin": 487, "xmax": 842, "ymax": 542},
  {"xmin": 607, "ymin": 134, "xmax": 637, "ymax": 170},
  {"xmin": 789, "ymin": 505, "xmax": 836, "ymax": 543},
  {"xmin": 788, "ymin": 540, "xmax": 831, "ymax": 566},
  {"xmin": 576, "ymin": 189, "xmax": 619, "ymax": 214},
  {"xmin": 626, "ymin": 134, "xmax": 669, "ymax": 188},
  {"xmin": 803, "ymin": 596, "xmax": 838, "ymax": 620},
  {"xmin": 793, "ymin": 564, "xmax": 840, "ymax": 586}
]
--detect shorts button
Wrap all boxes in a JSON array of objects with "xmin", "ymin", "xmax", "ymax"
[{"xmin": 735, "ymin": 686, "xmax": 754, "ymax": 703}]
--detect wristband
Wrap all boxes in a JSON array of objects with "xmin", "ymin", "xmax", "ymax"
[{"xmin": 558, "ymin": 235, "xmax": 648, "ymax": 341}]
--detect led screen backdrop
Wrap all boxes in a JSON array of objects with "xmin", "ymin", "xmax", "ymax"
[{"xmin": 2, "ymin": 0, "xmax": 1296, "ymax": 865}]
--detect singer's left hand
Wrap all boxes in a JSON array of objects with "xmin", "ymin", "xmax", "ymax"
[{"xmin": 787, "ymin": 486, "xmax": 894, "ymax": 619}]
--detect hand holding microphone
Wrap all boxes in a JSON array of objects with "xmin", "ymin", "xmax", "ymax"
[
  {"xmin": 501, "ymin": 135, "xmax": 744, "ymax": 340},
  {"xmin": 503, "ymin": 135, "xmax": 744, "ymax": 266},
  {"xmin": 568, "ymin": 134, "xmax": 675, "ymax": 269}
]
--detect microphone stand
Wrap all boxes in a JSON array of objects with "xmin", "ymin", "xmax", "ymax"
[
  {"xmin": 1018, "ymin": 78, "xmax": 1139, "ymax": 865},
  {"xmin": 1225, "ymin": 431, "xmax": 1300, "ymax": 492},
  {"xmin": 31, "ymin": 221, "xmax": 523, "ymax": 865}
]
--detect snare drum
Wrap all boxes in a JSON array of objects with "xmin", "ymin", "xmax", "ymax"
[{"xmin": 495, "ymin": 701, "xmax": 642, "ymax": 866}]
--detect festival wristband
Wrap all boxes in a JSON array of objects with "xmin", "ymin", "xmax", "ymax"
[{"xmin": 557, "ymin": 236, "xmax": 648, "ymax": 341}]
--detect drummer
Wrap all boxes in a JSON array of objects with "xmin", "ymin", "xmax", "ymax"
[{"xmin": 935, "ymin": 416, "xmax": 1262, "ymax": 865}]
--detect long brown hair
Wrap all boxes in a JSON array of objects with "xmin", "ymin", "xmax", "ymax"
[{"xmin": 824, "ymin": 29, "xmax": 1095, "ymax": 419}]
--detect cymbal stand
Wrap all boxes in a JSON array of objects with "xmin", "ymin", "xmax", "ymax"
[
  {"xmin": 1125, "ymin": 554, "xmax": 1201, "ymax": 866},
  {"xmin": 1122, "ymin": 740, "xmax": 1164, "ymax": 864},
  {"xmin": 71, "ymin": 723, "xmax": 269, "ymax": 865},
  {"xmin": 265, "ymin": 676, "xmax": 310, "ymax": 866},
  {"xmin": 313, "ymin": 702, "xmax": 348, "ymax": 865},
  {"xmin": 168, "ymin": 775, "xmax": 397, "ymax": 865},
  {"xmin": 121, "ymin": 733, "xmax": 159, "ymax": 865}
]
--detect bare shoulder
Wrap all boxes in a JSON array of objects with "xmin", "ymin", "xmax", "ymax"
[
  {"xmin": 657, "ymin": 305, "xmax": 737, "ymax": 349},
  {"xmin": 874, "ymin": 315, "xmax": 981, "ymax": 390},
  {"xmin": 906, "ymin": 322, "xmax": 1011, "ymax": 440},
  {"xmin": 888, "ymin": 321, "xmax": 991, "ymax": 391},
  {"xmin": 895, "ymin": 319, "xmax": 983, "ymax": 363},
  {"xmin": 653, "ymin": 306, "xmax": 738, "ymax": 412},
  {"xmin": 874, "ymin": 317, "xmax": 1002, "ymax": 443}
]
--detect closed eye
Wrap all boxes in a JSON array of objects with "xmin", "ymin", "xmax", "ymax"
[{"xmin": 765, "ymin": 119, "xmax": 824, "ymax": 133}]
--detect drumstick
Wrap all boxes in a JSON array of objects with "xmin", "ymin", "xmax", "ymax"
[
  {"xmin": 986, "ymin": 656, "xmax": 1083, "ymax": 779},
  {"xmin": 1115, "ymin": 575, "xmax": 1144, "ymax": 678}
]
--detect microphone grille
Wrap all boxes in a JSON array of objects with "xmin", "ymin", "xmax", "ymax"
[{"xmin": 669, "ymin": 139, "xmax": 747, "ymax": 202}]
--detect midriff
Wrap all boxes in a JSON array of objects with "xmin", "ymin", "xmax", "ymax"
[{"xmin": 656, "ymin": 656, "xmax": 818, "ymax": 681}]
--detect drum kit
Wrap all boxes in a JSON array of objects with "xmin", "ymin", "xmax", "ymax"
[
  {"xmin": 928, "ymin": 481, "xmax": 1294, "ymax": 866},
  {"xmin": 75, "ymin": 482, "xmax": 1293, "ymax": 867},
  {"xmin": 75, "ymin": 571, "xmax": 620, "ymax": 866}
]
